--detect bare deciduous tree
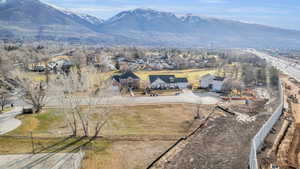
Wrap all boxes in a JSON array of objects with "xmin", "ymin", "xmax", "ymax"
[
  {"xmin": 56, "ymin": 67, "xmax": 112, "ymax": 138},
  {"xmin": 21, "ymin": 80, "xmax": 48, "ymax": 113},
  {"xmin": 0, "ymin": 89, "xmax": 10, "ymax": 111}
]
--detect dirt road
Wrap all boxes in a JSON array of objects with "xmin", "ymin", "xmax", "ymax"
[
  {"xmin": 280, "ymin": 75, "xmax": 300, "ymax": 168},
  {"xmin": 260, "ymin": 75, "xmax": 300, "ymax": 168}
]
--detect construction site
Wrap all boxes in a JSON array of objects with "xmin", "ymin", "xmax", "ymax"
[
  {"xmin": 258, "ymin": 74, "xmax": 300, "ymax": 169},
  {"xmin": 144, "ymin": 86, "xmax": 279, "ymax": 169}
]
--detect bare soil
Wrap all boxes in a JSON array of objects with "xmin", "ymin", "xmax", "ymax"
[{"xmin": 153, "ymin": 114, "xmax": 269, "ymax": 169}]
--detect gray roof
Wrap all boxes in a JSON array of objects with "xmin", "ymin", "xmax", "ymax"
[
  {"xmin": 149, "ymin": 75, "xmax": 188, "ymax": 84},
  {"xmin": 149, "ymin": 75, "xmax": 175, "ymax": 84},
  {"xmin": 213, "ymin": 76, "xmax": 225, "ymax": 81},
  {"xmin": 119, "ymin": 71, "xmax": 140, "ymax": 79},
  {"xmin": 112, "ymin": 75, "xmax": 120, "ymax": 82},
  {"xmin": 112, "ymin": 71, "xmax": 140, "ymax": 82},
  {"xmin": 175, "ymin": 78, "xmax": 188, "ymax": 83}
]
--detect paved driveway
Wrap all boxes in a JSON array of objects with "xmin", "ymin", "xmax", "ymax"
[
  {"xmin": 0, "ymin": 107, "xmax": 22, "ymax": 135},
  {"xmin": 193, "ymin": 92, "xmax": 222, "ymax": 104}
]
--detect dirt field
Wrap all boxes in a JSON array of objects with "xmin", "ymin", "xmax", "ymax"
[
  {"xmin": 81, "ymin": 140, "xmax": 173, "ymax": 169},
  {"xmin": 157, "ymin": 115, "xmax": 270, "ymax": 169}
]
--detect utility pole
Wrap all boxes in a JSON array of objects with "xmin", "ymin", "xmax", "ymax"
[{"xmin": 30, "ymin": 131, "xmax": 35, "ymax": 154}]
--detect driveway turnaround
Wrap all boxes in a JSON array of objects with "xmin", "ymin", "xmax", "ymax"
[{"xmin": 0, "ymin": 107, "xmax": 22, "ymax": 135}]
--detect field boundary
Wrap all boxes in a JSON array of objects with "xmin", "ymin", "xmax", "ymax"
[{"xmin": 146, "ymin": 110, "xmax": 214, "ymax": 169}]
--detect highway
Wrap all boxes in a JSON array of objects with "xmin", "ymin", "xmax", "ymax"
[{"xmin": 248, "ymin": 49, "xmax": 300, "ymax": 82}]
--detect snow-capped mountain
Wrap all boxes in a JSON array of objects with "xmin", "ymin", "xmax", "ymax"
[
  {"xmin": 107, "ymin": 8, "xmax": 177, "ymax": 23},
  {"xmin": 1, "ymin": 1, "xmax": 300, "ymax": 48},
  {"xmin": 0, "ymin": 0, "xmax": 104, "ymax": 37},
  {"xmin": 98, "ymin": 9, "xmax": 300, "ymax": 48},
  {"xmin": 42, "ymin": 1, "xmax": 104, "ymax": 26},
  {"xmin": 100, "ymin": 8, "xmax": 186, "ymax": 33},
  {"xmin": 77, "ymin": 14, "xmax": 104, "ymax": 25}
]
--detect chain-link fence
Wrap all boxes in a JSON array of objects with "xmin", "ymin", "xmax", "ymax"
[{"xmin": 249, "ymin": 81, "xmax": 283, "ymax": 169}]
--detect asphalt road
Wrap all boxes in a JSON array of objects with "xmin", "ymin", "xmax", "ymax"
[{"xmin": 46, "ymin": 90, "xmax": 221, "ymax": 107}]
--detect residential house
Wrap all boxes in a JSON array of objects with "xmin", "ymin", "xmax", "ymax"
[
  {"xmin": 175, "ymin": 78, "xmax": 189, "ymax": 89},
  {"xmin": 199, "ymin": 74, "xmax": 227, "ymax": 92},
  {"xmin": 112, "ymin": 71, "xmax": 140, "ymax": 89},
  {"xmin": 149, "ymin": 75, "xmax": 189, "ymax": 89},
  {"xmin": 199, "ymin": 74, "xmax": 215, "ymax": 88},
  {"xmin": 48, "ymin": 59, "xmax": 73, "ymax": 74},
  {"xmin": 28, "ymin": 55, "xmax": 73, "ymax": 74}
]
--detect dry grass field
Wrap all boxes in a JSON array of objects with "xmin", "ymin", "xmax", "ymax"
[
  {"xmin": 7, "ymin": 104, "xmax": 205, "ymax": 137},
  {"xmin": 2, "ymin": 103, "xmax": 211, "ymax": 169},
  {"xmin": 81, "ymin": 140, "xmax": 173, "ymax": 169}
]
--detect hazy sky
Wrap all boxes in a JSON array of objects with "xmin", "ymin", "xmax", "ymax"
[{"xmin": 43, "ymin": 0, "xmax": 300, "ymax": 30}]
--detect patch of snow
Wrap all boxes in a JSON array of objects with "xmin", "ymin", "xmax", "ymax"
[
  {"xmin": 77, "ymin": 13, "xmax": 104, "ymax": 24},
  {"xmin": 108, "ymin": 8, "xmax": 176, "ymax": 22},
  {"xmin": 180, "ymin": 14, "xmax": 216, "ymax": 23},
  {"xmin": 108, "ymin": 12, "xmax": 130, "ymax": 23},
  {"xmin": 40, "ymin": 0, "xmax": 103, "ymax": 24}
]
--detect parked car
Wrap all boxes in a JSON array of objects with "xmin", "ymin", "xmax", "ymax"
[{"xmin": 22, "ymin": 108, "xmax": 34, "ymax": 114}]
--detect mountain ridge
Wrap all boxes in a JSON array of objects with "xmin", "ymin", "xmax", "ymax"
[{"xmin": 0, "ymin": 0, "xmax": 300, "ymax": 48}]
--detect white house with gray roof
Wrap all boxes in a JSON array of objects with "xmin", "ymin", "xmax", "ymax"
[
  {"xmin": 149, "ymin": 75, "xmax": 188, "ymax": 89},
  {"xmin": 199, "ymin": 74, "xmax": 227, "ymax": 92}
]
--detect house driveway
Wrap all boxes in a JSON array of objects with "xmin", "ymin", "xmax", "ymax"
[{"xmin": 0, "ymin": 107, "xmax": 22, "ymax": 135}]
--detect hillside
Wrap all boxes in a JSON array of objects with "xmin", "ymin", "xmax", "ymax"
[{"xmin": 1, "ymin": 0, "xmax": 300, "ymax": 48}]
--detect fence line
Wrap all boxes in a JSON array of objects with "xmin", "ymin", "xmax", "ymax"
[
  {"xmin": 146, "ymin": 111, "xmax": 214, "ymax": 169},
  {"xmin": 249, "ymin": 81, "xmax": 284, "ymax": 169}
]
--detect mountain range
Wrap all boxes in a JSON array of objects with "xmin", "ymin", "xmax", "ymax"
[{"xmin": 1, "ymin": 0, "xmax": 300, "ymax": 48}]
